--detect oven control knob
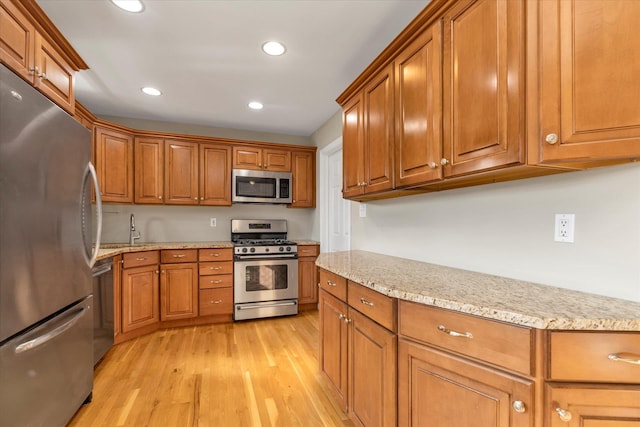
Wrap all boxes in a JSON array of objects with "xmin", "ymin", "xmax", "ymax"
[
  {"xmin": 242, "ymin": 247, "xmax": 248, "ymax": 253},
  {"xmin": 286, "ymin": 246, "xmax": 292, "ymax": 252},
  {"xmin": 279, "ymin": 247, "xmax": 284, "ymax": 252},
  {"xmin": 265, "ymin": 248, "xmax": 269, "ymax": 252},
  {"xmin": 250, "ymin": 247, "xmax": 255, "ymax": 253}
]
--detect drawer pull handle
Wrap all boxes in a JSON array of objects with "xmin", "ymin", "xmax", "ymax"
[
  {"xmin": 135, "ymin": 257, "xmax": 147, "ymax": 261},
  {"xmin": 512, "ymin": 400, "xmax": 526, "ymax": 413},
  {"xmin": 554, "ymin": 405, "xmax": 572, "ymax": 422},
  {"xmin": 210, "ymin": 266, "xmax": 222, "ymax": 270},
  {"xmin": 437, "ymin": 325, "xmax": 473, "ymax": 339},
  {"xmin": 172, "ymin": 254, "xmax": 186, "ymax": 258},
  {"xmin": 210, "ymin": 299, "xmax": 222, "ymax": 304},
  {"xmin": 326, "ymin": 280, "xmax": 337, "ymax": 287},
  {"xmin": 359, "ymin": 297, "xmax": 374, "ymax": 307},
  {"xmin": 210, "ymin": 280, "xmax": 222, "ymax": 284},
  {"xmin": 608, "ymin": 352, "xmax": 640, "ymax": 365},
  {"xmin": 210, "ymin": 253, "xmax": 220, "ymax": 257}
]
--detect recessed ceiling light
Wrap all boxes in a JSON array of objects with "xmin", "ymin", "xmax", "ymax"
[
  {"xmin": 111, "ymin": 0, "xmax": 144, "ymax": 13},
  {"xmin": 248, "ymin": 101, "xmax": 264, "ymax": 110},
  {"xmin": 141, "ymin": 87, "xmax": 161, "ymax": 96},
  {"xmin": 262, "ymin": 41, "xmax": 286, "ymax": 56}
]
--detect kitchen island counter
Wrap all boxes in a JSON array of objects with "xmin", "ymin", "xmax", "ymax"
[{"xmin": 316, "ymin": 250, "xmax": 640, "ymax": 331}]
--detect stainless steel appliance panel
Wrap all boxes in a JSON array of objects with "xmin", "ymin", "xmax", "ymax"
[
  {"xmin": 232, "ymin": 169, "xmax": 292, "ymax": 204},
  {"xmin": 234, "ymin": 258, "xmax": 298, "ymax": 304},
  {"xmin": 0, "ymin": 63, "xmax": 93, "ymax": 342},
  {"xmin": 0, "ymin": 296, "xmax": 93, "ymax": 426},
  {"xmin": 234, "ymin": 299, "xmax": 298, "ymax": 321},
  {"xmin": 92, "ymin": 257, "xmax": 114, "ymax": 365}
]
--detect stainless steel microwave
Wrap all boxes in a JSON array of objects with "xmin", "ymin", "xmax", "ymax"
[{"xmin": 232, "ymin": 169, "xmax": 292, "ymax": 204}]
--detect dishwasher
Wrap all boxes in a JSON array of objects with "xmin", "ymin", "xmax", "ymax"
[{"xmin": 92, "ymin": 257, "xmax": 114, "ymax": 366}]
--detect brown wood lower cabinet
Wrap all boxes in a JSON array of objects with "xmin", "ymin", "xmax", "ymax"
[
  {"xmin": 121, "ymin": 260, "xmax": 159, "ymax": 334},
  {"xmin": 298, "ymin": 244, "xmax": 319, "ymax": 307},
  {"xmin": 160, "ymin": 249, "xmax": 198, "ymax": 321},
  {"xmin": 198, "ymin": 248, "xmax": 234, "ymax": 318},
  {"xmin": 318, "ymin": 272, "xmax": 398, "ymax": 427},
  {"xmin": 199, "ymin": 288, "xmax": 233, "ymax": 316},
  {"xmin": 398, "ymin": 338, "xmax": 533, "ymax": 427}
]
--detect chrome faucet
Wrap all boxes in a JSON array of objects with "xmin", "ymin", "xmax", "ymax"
[{"xmin": 129, "ymin": 213, "xmax": 141, "ymax": 245}]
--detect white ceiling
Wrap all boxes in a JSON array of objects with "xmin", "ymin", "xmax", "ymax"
[{"xmin": 37, "ymin": 0, "xmax": 430, "ymax": 137}]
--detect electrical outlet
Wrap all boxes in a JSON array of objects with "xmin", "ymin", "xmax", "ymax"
[
  {"xmin": 359, "ymin": 203, "xmax": 367, "ymax": 218},
  {"xmin": 554, "ymin": 214, "xmax": 575, "ymax": 243},
  {"xmin": 210, "ymin": 217, "xmax": 216, "ymax": 227}
]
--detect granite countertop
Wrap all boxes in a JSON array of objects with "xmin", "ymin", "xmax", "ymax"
[
  {"xmin": 96, "ymin": 240, "xmax": 319, "ymax": 260},
  {"xmin": 315, "ymin": 250, "xmax": 640, "ymax": 331}
]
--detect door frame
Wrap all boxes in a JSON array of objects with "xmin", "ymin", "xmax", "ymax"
[{"xmin": 320, "ymin": 136, "xmax": 351, "ymax": 253}]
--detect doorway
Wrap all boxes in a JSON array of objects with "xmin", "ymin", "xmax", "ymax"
[{"xmin": 320, "ymin": 137, "xmax": 350, "ymax": 253}]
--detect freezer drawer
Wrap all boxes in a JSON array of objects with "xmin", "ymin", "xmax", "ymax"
[{"xmin": 0, "ymin": 296, "xmax": 93, "ymax": 427}]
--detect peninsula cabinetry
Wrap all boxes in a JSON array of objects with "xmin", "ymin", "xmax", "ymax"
[
  {"xmin": 120, "ymin": 251, "xmax": 160, "ymax": 334},
  {"xmin": 159, "ymin": 249, "xmax": 198, "ymax": 321},
  {"xmin": 545, "ymin": 331, "xmax": 640, "ymax": 425},
  {"xmin": 94, "ymin": 126, "xmax": 134, "ymax": 203},
  {"xmin": 318, "ymin": 269, "xmax": 397, "ymax": 426},
  {"xmin": 232, "ymin": 145, "xmax": 291, "ymax": 171}
]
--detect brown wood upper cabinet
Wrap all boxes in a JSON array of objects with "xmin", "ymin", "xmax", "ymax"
[
  {"xmin": 536, "ymin": 0, "xmax": 640, "ymax": 165},
  {"xmin": 164, "ymin": 139, "xmax": 199, "ymax": 205},
  {"xmin": 0, "ymin": 0, "xmax": 82, "ymax": 114},
  {"xmin": 232, "ymin": 145, "xmax": 291, "ymax": 172},
  {"xmin": 290, "ymin": 150, "xmax": 315, "ymax": 208},
  {"xmin": 441, "ymin": 0, "xmax": 524, "ymax": 178},
  {"xmin": 343, "ymin": 64, "xmax": 394, "ymax": 198},
  {"xmin": 95, "ymin": 126, "xmax": 134, "ymax": 203},
  {"xmin": 134, "ymin": 137, "xmax": 164, "ymax": 204},
  {"xmin": 200, "ymin": 143, "xmax": 232, "ymax": 206}
]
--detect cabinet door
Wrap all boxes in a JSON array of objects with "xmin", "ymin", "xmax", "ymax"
[
  {"xmin": 348, "ymin": 308, "xmax": 397, "ymax": 427},
  {"xmin": 547, "ymin": 385, "xmax": 640, "ymax": 426},
  {"xmin": 364, "ymin": 64, "xmax": 394, "ymax": 194},
  {"xmin": 33, "ymin": 33, "xmax": 75, "ymax": 114},
  {"xmin": 134, "ymin": 137, "xmax": 164, "ymax": 204},
  {"xmin": 160, "ymin": 263, "xmax": 198, "ymax": 321},
  {"xmin": 263, "ymin": 148, "xmax": 291, "ymax": 171},
  {"xmin": 94, "ymin": 127, "xmax": 134, "ymax": 203},
  {"xmin": 0, "ymin": 1, "xmax": 35, "ymax": 82},
  {"xmin": 395, "ymin": 22, "xmax": 442, "ymax": 187},
  {"xmin": 538, "ymin": 0, "xmax": 640, "ymax": 164},
  {"xmin": 121, "ymin": 265, "xmax": 159, "ymax": 333},
  {"xmin": 232, "ymin": 145, "xmax": 262, "ymax": 170},
  {"xmin": 442, "ymin": 0, "xmax": 523, "ymax": 177},
  {"xmin": 398, "ymin": 338, "xmax": 533, "ymax": 427},
  {"xmin": 319, "ymin": 289, "xmax": 349, "ymax": 412},
  {"xmin": 164, "ymin": 139, "xmax": 198, "ymax": 205},
  {"xmin": 342, "ymin": 93, "xmax": 365, "ymax": 198},
  {"xmin": 297, "ymin": 255, "xmax": 318, "ymax": 305},
  {"xmin": 290, "ymin": 151, "xmax": 315, "ymax": 208},
  {"xmin": 200, "ymin": 143, "xmax": 231, "ymax": 206}
]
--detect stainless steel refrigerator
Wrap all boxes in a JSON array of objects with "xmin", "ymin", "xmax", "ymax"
[{"xmin": 0, "ymin": 63, "xmax": 103, "ymax": 426}]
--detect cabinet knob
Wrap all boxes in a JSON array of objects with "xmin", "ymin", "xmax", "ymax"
[
  {"xmin": 158, "ymin": 196, "xmax": 162, "ymax": 199},
  {"xmin": 194, "ymin": 197, "xmax": 198, "ymax": 200},
  {"xmin": 440, "ymin": 158, "xmax": 449, "ymax": 166},
  {"xmin": 200, "ymin": 197, "xmax": 204, "ymax": 201},
  {"xmin": 428, "ymin": 162, "xmax": 438, "ymax": 169},
  {"xmin": 512, "ymin": 400, "xmax": 526, "ymax": 414},
  {"xmin": 29, "ymin": 66, "xmax": 40, "ymax": 76},
  {"xmin": 292, "ymin": 200, "xmax": 296, "ymax": 203},
  {"xmin": 554, "ymin": 405, "xmax": 572, "ymax": 422},
  {"xmin": 545, "ymin": 133, "xmax": 559, "ymax": 145}
]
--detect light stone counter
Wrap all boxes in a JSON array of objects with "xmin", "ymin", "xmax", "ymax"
[
  {"xmin": 96, "ymin": 241, "xmax": 233, "ymax": 260},
  {"xmin": 316, "ymin": 250, "xmax": 640, "ymax": 331}
]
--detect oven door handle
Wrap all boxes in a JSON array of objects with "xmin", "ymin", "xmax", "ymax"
[
  {"xmin": 234, "ymin": 254, "xmax": 298, "ymax": 261},
  {"xmin": 237, "ymin": 301, "xmax": 298, "ymax": 310}
]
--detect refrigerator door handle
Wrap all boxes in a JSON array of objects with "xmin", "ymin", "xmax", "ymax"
[
  {"xmin": 14, "ymin": 306, "xmax": 89, "ymax": 354},
  {"xmin": 84, "ymin": 162, "xmax": 102, "ymax": 268}
]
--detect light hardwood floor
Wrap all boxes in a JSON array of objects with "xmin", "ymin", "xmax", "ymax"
[{"xmin": 69, "ymin": 311, "xmax": 354, "ymax": 427}]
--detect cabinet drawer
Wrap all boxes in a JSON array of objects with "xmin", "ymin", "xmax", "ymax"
[
  {"xmin": 298, "ymin": 245, "xmax": 319, "ymax": 257},
  {"xmin": 347, "ymin": 281, "xmax": 397, "ymax": 332},
  {"xmin": 198, "ymin": 248, "xmax": 233, "ymax": 262},
  {"xmin": 319, "ymin": 269, "xmax": 347, "ymax": 301},
  {"xmin": 199, "ymin": 288, "xmax": 233, "ymax": 316},
  {"xmin": 199, "ymin": 274, "xmax": 233, "ymax": 289},
  {"xmin": 399, "ymin": 301, "xmax": 533, "ymax": 375},
  {"xmin": 161, "ymin": 249, "xmax": 198, "ymax": 264},
  {"xmin": 549, "ymin": 331, "xmax": 640, "ymax": 383},
  {"xmin": 122, "ymin": 251, "xmax": 159, "ymax": 269},
  {"xmin": 199, "ymin": 261, "xmax": 233, "ymax": 276}
]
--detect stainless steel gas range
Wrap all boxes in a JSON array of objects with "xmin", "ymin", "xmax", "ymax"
[{"xmin": 231, "ymin": 219, "xmax": 298, "ymax": 320}]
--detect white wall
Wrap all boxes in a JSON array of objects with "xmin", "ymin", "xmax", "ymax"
[
  {"xmin": 98, "ymin": 204, "xmax": 315, "ymax": 244},
  {"xmin": 350, "ymin": 163, "xmax": 640, "ymax": 302}
]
